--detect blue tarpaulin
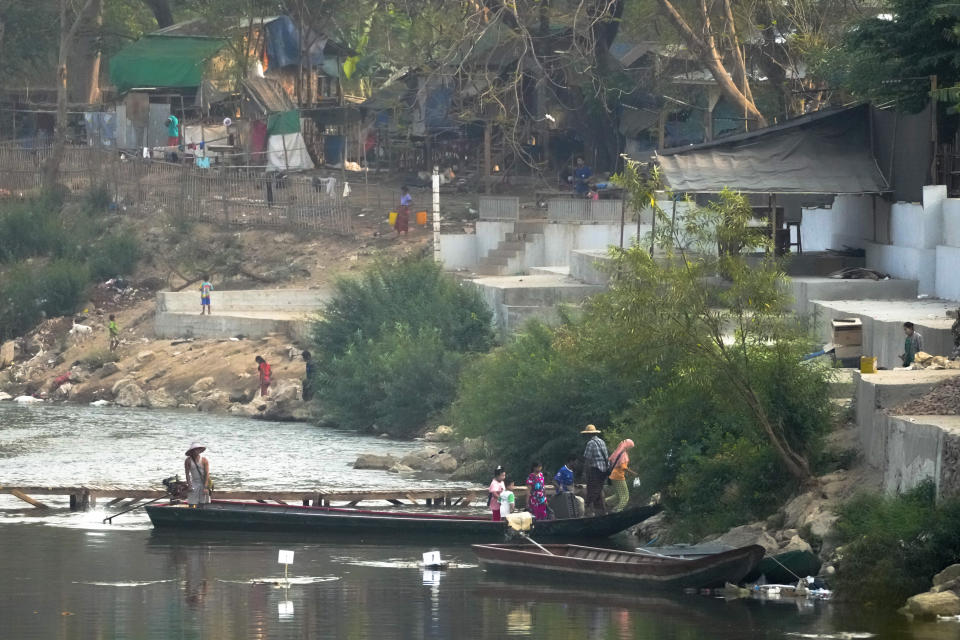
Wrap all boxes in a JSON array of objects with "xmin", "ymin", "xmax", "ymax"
[{"xmin": 266, "ymin": 15, "xmax": 325, "ymax": 69}]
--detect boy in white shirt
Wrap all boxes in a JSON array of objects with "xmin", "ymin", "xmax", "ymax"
[{"xmin": 499, "ymin": 479, "xmax": 516, "ymax": 518}]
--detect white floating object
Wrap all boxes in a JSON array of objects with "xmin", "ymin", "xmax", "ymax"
[
  {"xmin": 14, "ymin": 396, "xmax": 42, "ymax": 403},
  {"xmin": 278, "ymin": 600, "xmax": 294, "ymax": 619},
  {"xmin": 90, "ymin": 399, "xmax": 112, "ymax": 407},
  {"xmin": 278, "ymin": 550, "xmax": 294, "ymax": 565}
]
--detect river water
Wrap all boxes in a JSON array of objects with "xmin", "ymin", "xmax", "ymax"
[{"xmin": 0, "ymin": 403, "xmax": 956, "ymax": 639}]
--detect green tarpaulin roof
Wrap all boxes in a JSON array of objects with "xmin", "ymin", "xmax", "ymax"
[
  {"xmin": 267, "ymin": 110, "xmax": 301, "ymax": 135},
  {"xmin": 110, "ymin": 35, "xmax": 229, "ymax": 93}
]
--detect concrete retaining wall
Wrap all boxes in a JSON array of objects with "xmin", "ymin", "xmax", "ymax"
[
  {"xmin": 789, "ymin": 277, "xmax": 917, "ymax": 316},
  {"xmin": 157, "ymin": 289, "xmax": 330, "ymax": 313},
  {"xmin": 542, "ymin": 222, "xmax": 648, "ymax": 266},
  {"xmin": 800, "ymin": 194, "xmax": 875, "ymax": 252},
  {"xmin": 865, "ymin": 242, "xmax": 937, "ymax": 295},
  {"xmin": 855, "ymin": 371, "xmax": 960, "ymax": 496},
  {"xmin": 935, "ymin": 245, "xmax": 960, "ymax": 301},
  {"xmin": 439, "ymin": 234, "xmax": 479, "ymax": 271},
  {"xmin": 154, "ymin": 289, "xmax": 328, "ymax": 340},
  {"xmin": 570, "ymin": 250, "xmax": 612, "ymax": 285}
]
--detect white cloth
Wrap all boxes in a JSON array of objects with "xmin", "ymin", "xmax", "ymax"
[
  {"xmin": 267, "ymin": 133, "xmax": 315, "ymax": 171},
  {"xmin": 499, "ymin": 490, "xmax": 515, "ymax": 517}
]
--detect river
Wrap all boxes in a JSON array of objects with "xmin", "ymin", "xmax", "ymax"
[{"xmin": 0, "ymin": 403, "xmax": 955, "ymax": 639}]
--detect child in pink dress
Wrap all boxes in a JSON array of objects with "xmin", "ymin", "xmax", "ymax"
[
  {"xmin": 526, "ymin": 461, "xmax": 549, "ymax": 520},
  {"xmin": 488, "ymin": 466, "xmax": 506, "ymax": 521}
]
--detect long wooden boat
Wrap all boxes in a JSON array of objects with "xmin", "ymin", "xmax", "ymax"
[
  {"xmin": 145, "ymin": 500, "xmax": 661, "ymax": 541},
  {"xmin": 471, "ymin": 543, "xmax": 765, "ymax": 589},
  {"xmin": 648, "ymin": 544, "xmax": 822, "ymax": 583}
]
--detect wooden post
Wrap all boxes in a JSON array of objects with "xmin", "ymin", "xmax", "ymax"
[{"xmin": 483, "ymin": 121, "xmax": 492, "ymax": 194}]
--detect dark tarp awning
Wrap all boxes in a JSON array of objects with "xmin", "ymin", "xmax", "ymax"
[{"xmin": 656, "ymin": 104, "xmax": 891, "ymax": 194}]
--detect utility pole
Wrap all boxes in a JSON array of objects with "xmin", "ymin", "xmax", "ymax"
[{"xmin": 432, "ymin": 166, "xmax": 441, "ymax": 263}]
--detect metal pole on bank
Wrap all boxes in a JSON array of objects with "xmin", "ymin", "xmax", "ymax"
[{"xmin": 432, "ymin": 166, "xmax": 441, "ymax": 263}]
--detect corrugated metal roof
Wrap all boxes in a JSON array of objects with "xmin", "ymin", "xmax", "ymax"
[{"xmin": 242, "ymin": 77, "xmax": 295, "ymax": 115}]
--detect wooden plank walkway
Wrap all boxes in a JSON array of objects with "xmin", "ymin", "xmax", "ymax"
[{"xmin": 0, "ymin": 484, "xmax": 574, "ymax": 512}]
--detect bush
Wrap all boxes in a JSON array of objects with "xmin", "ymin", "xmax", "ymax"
[
  {"xmin": 0, "ymin": 259, "xmax": 89, "ymax": 341},
  {"xmin": 311, "ymin": 257, "xmax": 494, "ymax": 434},
  {"xmin": 89, "ymin": 231, "xmax": 141, "ymax": 280},
  {"xmin": 321, "ymin": 326, "xmax": 465, "ymax": 437},
  {"xmin": 834, "ymin": 481, "xmax": 960, "ymax": 607},
  {"xmin": 0, "ymin": 197, "xmax": 66, "ymax": 262}
]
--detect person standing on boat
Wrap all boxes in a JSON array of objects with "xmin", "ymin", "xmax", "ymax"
[
  {"xmin": 526, "ymin": 462, "xmax": 549, "ymax": 520},
  {"xmin": 553, "ymin": 455, "xmax": 576, "ymax": 493},
  {"xmin": 581, "ymin": 424, "xmax": 609, "ymax": 515},
  {"xmin": 184, "ymin": 443, "xmax": 211, "ymax": 506},
  {"xmin": 488, "ymin": 466, "xmax": 506, "ymax": 521},
  {"xmin": 605, "ymin": 439, "xmax": 635, "ymax": 513}
]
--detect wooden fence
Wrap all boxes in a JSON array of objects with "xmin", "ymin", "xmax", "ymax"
[{"xmin": 0, "ymin": 145, "xmax": 353, "ymax": 235}]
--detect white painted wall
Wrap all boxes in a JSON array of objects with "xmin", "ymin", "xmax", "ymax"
[
  {"xmin": 944, "ymin": 198, "xmax": 960, "ymax": 248},
  {"xmin": 800, "ymin": 194, "xmax": 876, "ymax": 252},
  {"xmin": 866, "ymin": 242, "xmax": 937, "ymax": 295},
  {"xmin": 440, "ymin": 234, "xmax": 479, "ymax": 270},
  {"xmin": 476, "ymin": 221, "xmax": 515, "ymax": 258},
  {"xmin": 542, "ymin": 223, "xmax": 648, "ymax": 266}
]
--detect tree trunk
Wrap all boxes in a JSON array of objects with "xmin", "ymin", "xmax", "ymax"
[
  {"xmin": 655, "ymin": 0, "xmax": 768, "ymax": 128},
  {"xmin": 142, "ymin": 0, "xmax": 174, "ymax": 28},
  {"xmin": 44, "ymin": 0, "xmax": 94, "ymax": 188}
]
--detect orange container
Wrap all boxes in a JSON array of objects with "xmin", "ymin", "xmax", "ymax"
[{"xmin": 416, "ymin": 211, "xmax": 429, "ymax": 225}]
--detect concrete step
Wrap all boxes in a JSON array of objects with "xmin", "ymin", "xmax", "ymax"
[
  {"xmin": 514, "ymin": 221, "xmax": 546, "ymax": 234},
  {"xmin": 497, "ymin": 241, "xmax": 526, "ymax": 251},
  {"xmin": 473, "ymin": 264, "xmax": 507, "ymax": 276},
  {"xmin": 480, "ymin": 256, "xmax": 509, "ymax": 266},
  {"xmin": 488, "ymin": 249, "xmax": 520, "ymax": 259}
]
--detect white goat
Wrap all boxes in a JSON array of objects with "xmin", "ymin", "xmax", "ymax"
[{"xmin": 69, "ymin": 319, "xmax": 93, "ymax": 343}]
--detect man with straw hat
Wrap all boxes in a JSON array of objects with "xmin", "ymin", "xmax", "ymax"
[
  {"xmin": 184, "ymin": 442, "xmax": 211, "ymax": 506},
  {"xmin": 581, "ymin": 424, "xmax": 609, "ymax": 515}
]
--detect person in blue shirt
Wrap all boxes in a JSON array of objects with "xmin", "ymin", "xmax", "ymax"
[
  {"xmin": 554, "ymin": 455, "xmax": 577, "ymax": 493},
  {"xmin": 573, "ymin": 157, "xmax": 592, "ymax": 195}
]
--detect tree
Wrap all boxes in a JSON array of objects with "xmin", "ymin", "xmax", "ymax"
[
  {"xmin": 611, "ymin": 160, "xmax": 818, "ymax": 482},
  {"xmin": 44, "ymin": 0, "xmax": 95, "ymax": 187},
  {"xmin": 654, "ymin": 0, "xmax": 767, "ymax": 127},
  {"xmin": 816, "ymin": 0, "xmax": 960, "ymax": 113}
]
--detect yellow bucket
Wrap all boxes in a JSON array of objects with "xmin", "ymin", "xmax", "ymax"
[
  {"xmin": 416, "ymin": 211, "xmax": 428, "ymax": 225},
  {"xmin": 860, "ymin": 356, "xmax": 878, "ymax": 374},
  {"xmin": 388, "ymin": 211, "xmax": 398, "ymax": 226}
]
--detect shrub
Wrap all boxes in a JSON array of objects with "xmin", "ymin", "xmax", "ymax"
[
  {"xmin": 311, "ymin": 257, "xmax": 494, "ymax": 434},
  {"xmin": 89, "ymin": 231, "xmax": 141, "ymax": 280},
  {"xmin": 834, "ymin": 481, "xmax": 960, "ymax": 607},
  {"xmin": 0, "ymin": 259, "xmax": 89, "ymax": 341},
  {"xmin": 453, "ymin": 321, "xmax": 636, "ymax": 475},
  {"xmin": 0, "ymin": 197, "xmax": 66, "ymax": 262}
]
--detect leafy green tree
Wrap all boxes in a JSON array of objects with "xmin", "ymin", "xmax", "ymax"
[
  {"xmin": 815, "ymin": 0, "xmax": 960, "ymax": 112},
  {"xmin": 311, "ymin": 257, "xmax": 494, "ymax": 435}
]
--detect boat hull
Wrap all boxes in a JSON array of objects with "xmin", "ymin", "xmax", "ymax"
[
  {"xmin": 145, "ymin": 501, "xmax": 661, "ymax": 542},
  {"xmin": 472, "ymin": 543, "xmax": 765, "ymax": 590}
]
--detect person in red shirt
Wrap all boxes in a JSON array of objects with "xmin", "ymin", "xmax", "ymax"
[{"xmin": 255, "ymin": 355, "xmax": 271, "ymax": 398}]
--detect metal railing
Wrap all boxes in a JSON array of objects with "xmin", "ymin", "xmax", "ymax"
[
  {"xmin": 478, "ymin": 195, "xmax": 520, "ymax": 220},
  {"xmin": 547, "ymin": 198, "xmax": 625, "ymax": 222}
]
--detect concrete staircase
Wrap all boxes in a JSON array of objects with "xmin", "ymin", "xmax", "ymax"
[{"xmin": 475, "ymin": 220, "xmax": 545, "ymax": 276}]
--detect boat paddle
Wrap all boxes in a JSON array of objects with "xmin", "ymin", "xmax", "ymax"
[
  {"xmin": 102, "ymin": 495, "xmax": 168, "ymax": 524},
  {"xmin": 102, "ymin": 475, "xmax": 189, "ymax": 524}
]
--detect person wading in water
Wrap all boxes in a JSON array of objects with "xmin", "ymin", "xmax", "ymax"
[{"xmin": 184, "ymin": 442, "xmax": 211, "ymax": 506}]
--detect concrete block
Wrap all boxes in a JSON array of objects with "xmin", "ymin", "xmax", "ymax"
[
  {"xmin": 811, "ymin": 299, "xmax": 955, "ymax": 369},
  {"xmin": 440, "ymin": 234, "xmax": 478, "ymax": 271},
  {"xmin": 944, "ymin": 199, "xmax": 960, "ymax": 248},
  {"xmin": 854, "ymin": 371, "xmax": 960, "ymax": 496},
  {"xmin": 865, "ymin": 242, "xmax": 936, "ymax": 294},
  {"xmin": 935, "ymin": 245, "xmax": 960, "ymax": 302},
  {"xmin": 570, "ymin": 250, "xmax": 612, "ymax": 285},
  {"xmin": 789, "ymin": 276, "xmax": 917, "ymax": 316},
  {"xmin": 157, "ymin": 289, "xmax": 330, "ymax": 314}
]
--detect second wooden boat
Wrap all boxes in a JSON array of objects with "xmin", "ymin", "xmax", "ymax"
[{"xmin": 472, "ymin": 543, "xmax": 765, "ymax": 589}]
